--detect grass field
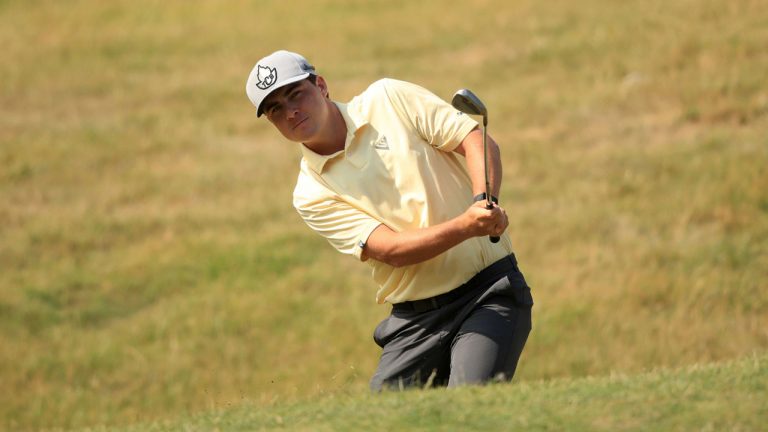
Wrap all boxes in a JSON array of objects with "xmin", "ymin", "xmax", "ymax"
[
  {"xmin": 1, "ymin": 0, "xmax": 767, "ymax": 430},
  {"xmin": 95, "ymin": 354, "xmax": 768, "ymax": 432}
]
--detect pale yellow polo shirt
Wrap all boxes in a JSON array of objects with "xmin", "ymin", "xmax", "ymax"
[{"xmin": 293, "ymin": 78, "xmax": 513, "ymax": 304}]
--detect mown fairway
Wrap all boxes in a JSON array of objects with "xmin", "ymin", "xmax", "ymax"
[{"xmin": 1, "ymin": 0, "xmax": 767, "ymax": 430}]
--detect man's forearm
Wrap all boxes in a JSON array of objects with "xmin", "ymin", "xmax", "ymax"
[
  {"xmin": 455, "ymin": 129, "xmax": 502, "ymax": 200},
  {"xmin": 362, "ymin": 201, "xmax": 506, "ymax": 268},
  {"xmin": 363, "ymin": 217, "xmax": 472, "ymax": 267}
]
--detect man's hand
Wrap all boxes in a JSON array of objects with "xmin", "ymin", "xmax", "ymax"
[{"xmin": 460, "ymin": 201, "xmax": 509, "ymax": 238}]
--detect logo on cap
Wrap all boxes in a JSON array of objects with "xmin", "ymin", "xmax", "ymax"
[
  {"xmin": 255, "ymin": 65, "xmax": 277, "ymax": 90},
  {"xmin": 300, "ymin": 61, "xmax": 314, "ymax": 73}
]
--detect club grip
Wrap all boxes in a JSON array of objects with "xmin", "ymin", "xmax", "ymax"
[{"xmin": 485, "ymin": 202, "xmax": 501, "ymax": 243}]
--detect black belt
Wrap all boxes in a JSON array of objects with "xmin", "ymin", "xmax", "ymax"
[{"xmin": 393, "ymin": 254, "xmax": 518, "ymax": 314}]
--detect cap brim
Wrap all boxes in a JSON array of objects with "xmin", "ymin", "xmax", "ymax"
[{"xmin": 256, "ymin": 72, "xmax": 311, "ymax": 117}]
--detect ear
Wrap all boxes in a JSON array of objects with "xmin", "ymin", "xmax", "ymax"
[{"xmin": 316, "ymin": 75, "xmax": 330, "ymax": 98}]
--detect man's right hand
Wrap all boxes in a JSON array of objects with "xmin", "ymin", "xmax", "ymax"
[{"xmin": 461, "ymin": 200, "xmax": 508, "ymax": 239}]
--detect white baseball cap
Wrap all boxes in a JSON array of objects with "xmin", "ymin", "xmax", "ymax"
[{"xmin": 245, "ymin": 50, "xmax": 317, "ymax": 117}]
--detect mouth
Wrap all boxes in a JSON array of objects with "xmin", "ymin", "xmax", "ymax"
[{"xmin": 292, "ymin": 117, "xmax": 308, "ymax": 130}]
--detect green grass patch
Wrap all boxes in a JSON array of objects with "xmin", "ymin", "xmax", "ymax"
[{"xmin": 89, "ymin": 354, "xmax": 768, "ymax": 432}]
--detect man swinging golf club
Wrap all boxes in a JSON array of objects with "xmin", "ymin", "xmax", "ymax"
[{"xmin": 246, "ymin": 50, "xmax": 533, "ymax": 390}]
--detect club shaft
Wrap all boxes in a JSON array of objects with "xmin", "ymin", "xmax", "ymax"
[
  {"xmin": 483, "ymin": 123, "xmax": 491, "ymax": 208},
  {"xmin": 483, "ymin": 117, "xmax": 500, "ymax": 243}
]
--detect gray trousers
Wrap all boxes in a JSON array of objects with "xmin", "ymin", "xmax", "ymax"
[{"xmin": 370, "ymin": 255, "xmax": 533, "ymax": 391}]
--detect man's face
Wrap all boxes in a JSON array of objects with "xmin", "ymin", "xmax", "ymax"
[{"xmin": 261, "ymin": 77, "xmax": 331, "ymax": 144}]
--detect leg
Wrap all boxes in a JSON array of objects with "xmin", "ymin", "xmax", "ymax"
[
  {"xmin": 369, "ymin": 311, "xmax": 452, "ymax": 391},
  {"xmin": 448, "ymin": 295, "xmax": 531, "ymax": 387},
  {"xmin": 369, "ymin": 340, "xmax": 450, "ymax": 391}
]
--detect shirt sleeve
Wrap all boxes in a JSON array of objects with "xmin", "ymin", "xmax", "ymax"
[
  {"xmin": 380, "ymin": 79, "xmax": 479, "ymax": 153},
  {"xmin": 293, "ymin": 169, "xmax": 382, "ymax": 261}
]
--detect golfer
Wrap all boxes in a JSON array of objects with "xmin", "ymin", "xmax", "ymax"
[{"xmin": 246, "ymin": 50, "xmax": 533, "ymax": 390}]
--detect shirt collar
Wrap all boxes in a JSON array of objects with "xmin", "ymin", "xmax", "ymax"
[{"xmin": 299, "ymin": 102, "xmax": 368, "ymax": 174}]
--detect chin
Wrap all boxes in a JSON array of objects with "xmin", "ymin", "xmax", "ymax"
[{"xmin": 293, "ymin": 126, "xmax": 316, "ymax": 142}]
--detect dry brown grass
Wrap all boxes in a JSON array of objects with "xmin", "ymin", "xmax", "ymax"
[{"xmin": 1, "ymin": 0, "xmax": 766, "ymax": 429}]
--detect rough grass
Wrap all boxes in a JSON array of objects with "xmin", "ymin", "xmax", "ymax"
[
  {"xmin": 91, "ymin": 353, "xmax": 768, "ymax": 432},
  {"xmin": 1, "ymin": 0, "xmax": 767, "ymax": 430}
]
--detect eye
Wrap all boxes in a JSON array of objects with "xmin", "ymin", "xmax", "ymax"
[{"xmin": 267, "ymin": 104, "xmax": 282, "ymax": 117}]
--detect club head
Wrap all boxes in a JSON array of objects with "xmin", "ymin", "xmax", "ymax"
[{"xmin": 451, "ymin": 88, "xmax": 487, "ymax": 119}]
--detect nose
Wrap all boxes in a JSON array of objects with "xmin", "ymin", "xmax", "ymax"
[{"xmin": 284, "ymin": 100, "xmax": 300, "ymax": 120}]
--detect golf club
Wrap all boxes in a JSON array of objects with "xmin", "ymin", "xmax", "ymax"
[{"xmin": 451, "ymin": 88, "xmax": 500, "ymax": 243}]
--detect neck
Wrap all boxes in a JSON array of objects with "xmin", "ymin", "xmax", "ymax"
[{"xmin": 304, "ymin": 101, "xmax": 347, "ymax": 156}]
